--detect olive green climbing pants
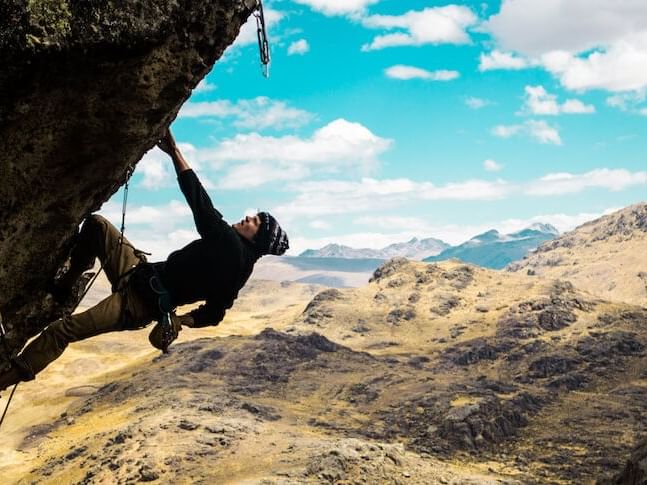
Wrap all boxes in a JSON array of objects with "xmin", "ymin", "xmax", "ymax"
[{"xmin": 15, "ymin": 215, "xmax": 157, "ymax": 379}]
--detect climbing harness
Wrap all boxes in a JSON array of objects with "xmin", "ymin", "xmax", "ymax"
[
  {"xmin": 254, "ymin": 0, "xmax": 271, "ymax": 78},
  {"xmin": 0, "ymin": 313, "xmax": 18, "ymax": 430}
]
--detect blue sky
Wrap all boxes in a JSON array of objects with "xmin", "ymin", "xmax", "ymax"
[{"xmin": 101, "ymin": 0, "xmax": 647, "ymax": 258}]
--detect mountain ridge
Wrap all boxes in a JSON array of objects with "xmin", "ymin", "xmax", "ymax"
[
  {"xmin": 300, "ymin": 237, "xmax": 449, "ymax": 260},
  {"xmin": 424, "ymin": 224, "xmax": 559, "ymax": 269}
]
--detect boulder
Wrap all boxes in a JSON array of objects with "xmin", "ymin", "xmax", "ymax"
[{"xmin": 0, "ymin": 0, "xmax": 256, "ymax": 357}]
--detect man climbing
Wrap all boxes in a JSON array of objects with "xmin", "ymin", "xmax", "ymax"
[{"xmin": 0, "ymin": 129, "xmax": 289, "ymax": 392}]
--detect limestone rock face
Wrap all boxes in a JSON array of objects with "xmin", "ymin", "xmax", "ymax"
[{"xmin": 0, "ymin": 0, "xmax": 255, "ymax": 356}]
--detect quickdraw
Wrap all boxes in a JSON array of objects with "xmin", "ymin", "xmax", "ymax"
[{"xmin": 254, "ymin": 0, "xmax": 271, "ymax": 78}]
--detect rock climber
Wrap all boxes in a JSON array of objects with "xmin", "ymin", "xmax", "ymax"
[{"xmin": 0, "ymin": 128, "xmax": 289, "ymax": 391}]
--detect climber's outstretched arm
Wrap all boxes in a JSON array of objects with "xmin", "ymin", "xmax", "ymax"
[{"xmin": 158, "ymin": 128, "xmax": 190, "ymax": 175}]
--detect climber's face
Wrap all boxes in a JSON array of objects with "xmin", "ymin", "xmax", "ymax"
[{"xmin": 233, "ymin": 214, "xmax": 261, "ymax": 241}]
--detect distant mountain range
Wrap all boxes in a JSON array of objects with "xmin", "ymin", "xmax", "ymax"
[
  {"xmin": 299, "ymin": 237, "xmax": 449, "ymax": 260},
  {"xmin": 256, "ymin": 223, "xmax": 561, "ymax": 287},
  {"xmin": 424, "ymin": 223, "xmax": 559, "ymax": 269}
]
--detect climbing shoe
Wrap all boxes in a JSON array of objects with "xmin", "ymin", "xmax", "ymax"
[
  {"xmin": 49, "ymin": 272, "xmax": 94, "ymax": 306},
  {"xmin": 148, "ymin": 313, "xmax": 183, "ymax": 353}
]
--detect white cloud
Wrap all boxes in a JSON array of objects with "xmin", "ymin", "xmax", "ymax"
[
  {"xmin": 178, "ymin": 96, "xmax": 314, "ymax": 131},
  {"xmin": 541, "ymin": 34, "xmax": 647, "ymax": 92},
  {"xmin": 274, "ymin": 177, "xmax": 510, "ymax": 222},
  {"xmin": 492, "ymin": 120, "xmax": 562, "ymax": 145},
  {"xmin": 640, "ymin": 107, "xmax": 647, "ymax": 116},
  {"xmin": 293, "ymin": 0, "xmax": 379, "ymax": 16},
  {"xmin": 492, "ymin": 124, "xmax": 522, "ymax": 138},
  {"xmin": 385, "ymin": 65, "xmax": 459, "ymax": 81},
  {"xmin": 354, "ymin": 215, "xmax": 430, "ymax": 231},
  {"xmin": 479, "ymin": 50, "xmax": 529, "ymax": 71},
  {"xmin": 203, "ymin": 119, "xmax": 393, "ymax": 188},
  {"xmin": 361, "ymin": 6, "xmax": 478, "ymax": 51},
  {"xmin": 309, "ymin": 220, "xmax": 332, "ymax": 230},
  {"xmin": 100, "ymin": 200, "xmax": 192, "ymax": 228},
  {"xmin": 606, "ymin": 90, "xmax": 646, "ymax": 110},
  {"xmin": 485, "ymin": 0, "xmax": 647, "ymax": 56},
  {"xmin": 484, "ymin": 159, "xmax": 503, "ymax": 172},
  {"xmin": 526, "ymin": 168, "xmax": 647, "ymax": 196},
  {"xmin": 526, "ymin": 120, "xmax": 562, "ymax": 145},
  {"xmin": 235, "ymin": 8, "xmax": 284, "ymax": 46},
  {"xmin": 523, "ymin": 85, "xmax": 595, "ymax": 115},
  {"xmin": 136, "ymin": 148, "xmax": 174, "ymax": 190},
  {"xmin": 485, "ymin": 1, "xmax": 647, "ymax": 92},
  {"xmin": 465, "ymin": 97, "xmax": 491, "ymax": 109},
  {"xmin": 288, "ymin": 38, "xmax": 310, "ymax": 55},
  {"xmin": 99, "ymin": 201, "xmax": 197, "ymax": 260},
  {"xmin": 194, "ymin": 79, "xmax": 216, "ymax": 93}
]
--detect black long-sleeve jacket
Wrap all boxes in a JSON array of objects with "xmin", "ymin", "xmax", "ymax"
[{"xmin": 156, "ymin": 169, "xmax": 259, "ymax": 327}]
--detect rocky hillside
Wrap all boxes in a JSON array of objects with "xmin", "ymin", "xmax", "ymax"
[
  {"xmin": 4, "ymin": 255, "xmax": 647, "ymax": 483},
  {"xmin": 508, "ymin": 203, "xmax": 647, "ymax": 305},
  {"xmin": 0, "ymin": 0, "xmax": 255, "ymax": 365},
  {"xmin": 425, "ymin": 224, "xmax": 559, "ymax": 269}
]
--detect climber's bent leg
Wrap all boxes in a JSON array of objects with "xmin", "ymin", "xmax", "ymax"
[
  {"xmin": 54, "ymin": 215, "xmax": 144, "ymax": 300},
  {"xmin": 14, "ymin": 284, "xmax": 153, "ymax": 379},
  {"xmin": 68, "ymin": 214, "xmax": 144, "ymax": 289}
]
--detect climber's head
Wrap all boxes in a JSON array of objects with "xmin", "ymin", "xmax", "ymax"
[{"xmin": 233, "ymin": 212, "xmax": 289, "ymax": 256}]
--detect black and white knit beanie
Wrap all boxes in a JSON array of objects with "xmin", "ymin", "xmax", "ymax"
[{"xmin": 255, "ymin": 212, "xmax": 289, "ymax": 256}]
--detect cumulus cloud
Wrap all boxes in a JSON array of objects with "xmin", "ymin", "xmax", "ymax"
[
  {"xmin": 484, "ymin": 0, "xmax": 647, "ymax": 92},
  {"xmin": 273, "ymin": 168, "xmax": 645, "ymax": 225},
  {"xmin": 385, "ymin": 65, "xmax": 459, "ymax": 81},
  {"xmin": 178, "ymin": 96, "xmax": 314, "ymax": 131},
  {"xmin": 483, "ymin": 159, "xmax": 503, "ymax": 172},
  {"xmin": 361, "ymin": 6, "xmax": 477, "ymax": 51},
  {"xmin": 288, "ymin": 39, "xmax": 310, "ymax": 55},
  {"xmin": 492, "ymin": 120, "xmax": 562, "ymax": 145},
  {"xmin": 485, "ymin": 0, "xmax": 647, "ymax": 56},
  {"xmin": 479, "ymin": 50, "xmax": 530, "ymax": 71},
  {"xmin": 526, "ymin": 168, "xmax": 647, "ymax": 195},
  {"xmin": 292, "ymin": 0, "xmax": 379, "ymax": 16},
  {"xmin": 274, "ymin": 177, "xmax": 510, "ymax": 222},
  {"xmin": 540, "ymin": 34, "xmax": 647, "ymax": 92},
  {"xmin": 523, "ymin": 85, "xmax": 595, "ymax": 115},
  {"xmin": 465, "ymin": 97, "xmax": 492, "ymax": 109},
  {"xmin": 201, "ymin": 119, "xmax": 392, "ymax": 188}
]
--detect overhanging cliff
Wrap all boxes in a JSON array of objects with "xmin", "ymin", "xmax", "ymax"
[{"xmin": 0, "ymin": 0, "xmax": 256, "ymax": 358}]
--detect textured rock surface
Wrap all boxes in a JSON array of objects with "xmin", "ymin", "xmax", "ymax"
[{"xmin": 0, "ymin": 0, "xmax": 255, "ymax": 356}]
